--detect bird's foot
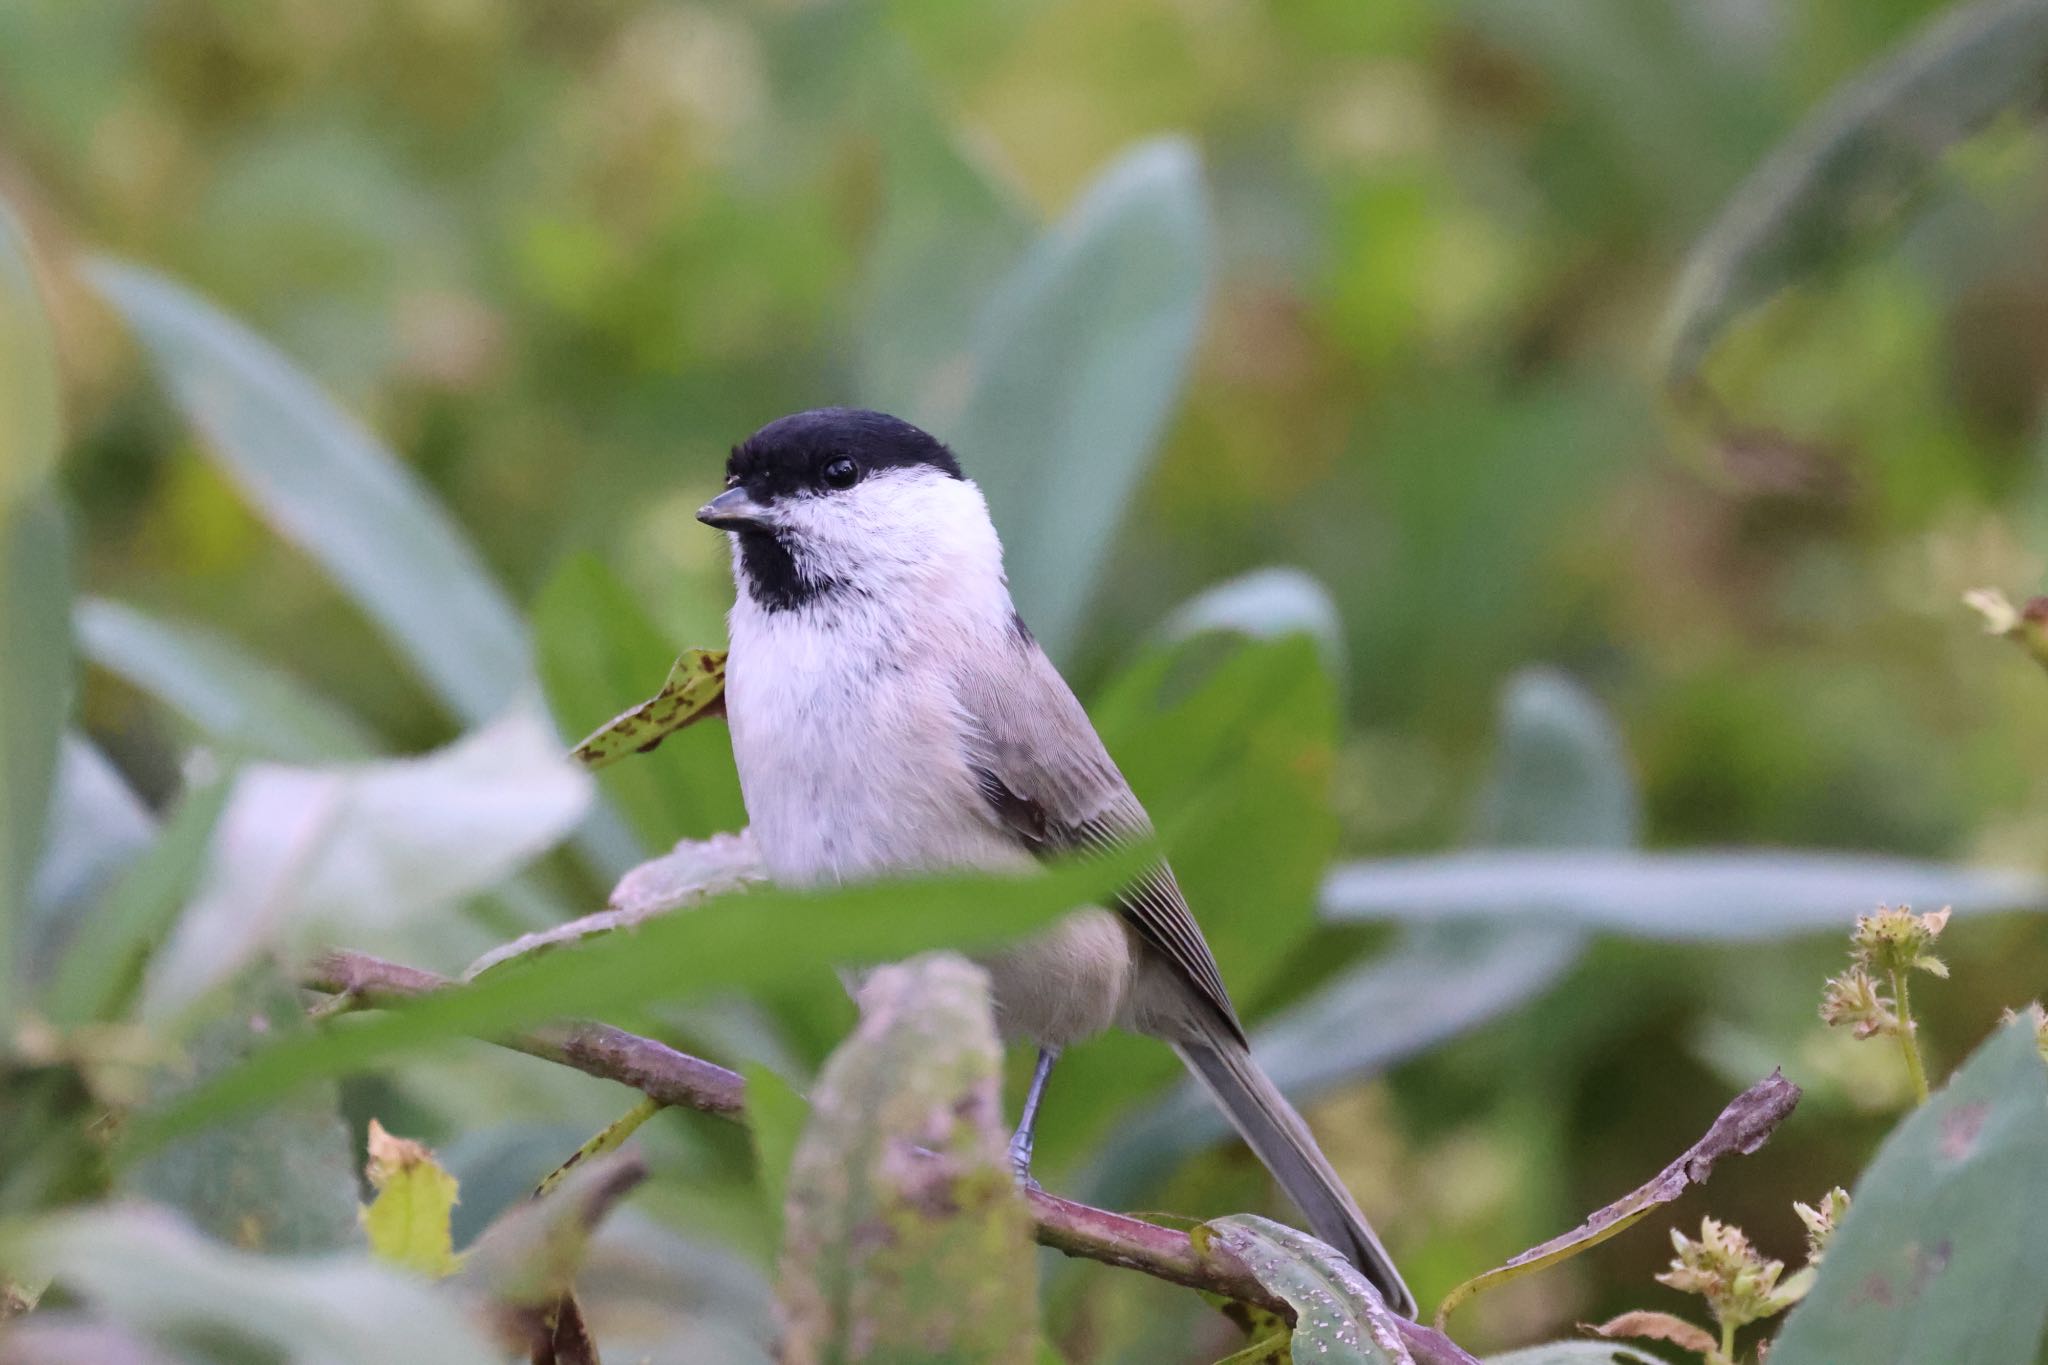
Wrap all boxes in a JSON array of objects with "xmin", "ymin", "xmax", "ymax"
[{"xmin": 1006, "ymin": 1129, "xmax": 1037, "ymax": 1188}]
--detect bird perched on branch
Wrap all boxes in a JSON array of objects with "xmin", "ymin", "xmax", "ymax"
[{"xmin": 700, "ymin": 406, "xmax": 1413, "ymax": 1315}]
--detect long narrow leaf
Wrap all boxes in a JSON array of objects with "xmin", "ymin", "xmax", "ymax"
[
  {"xmin": 76, "ymin": 597, "xmax": 377, "ymax": 762},
  {"xmin": 120, "ymin": 845, "xmax": 1150, "ymax": 1155},
  {"xmin": 0, "ymin": 199, "xmax": 67, "ymax": 1022},
  {"xmin": 947, "ymin": 138, "xmax": 1210, "ymax": 658},
  {"xmin": 87, "ymin": 260, "xmax": 529, "ymax": 725}
]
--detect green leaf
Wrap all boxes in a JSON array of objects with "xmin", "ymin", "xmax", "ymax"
[
  {"xmin": 0, "ymin": 196, "xmax": 67, "ymax": 1019},
  {"xmin": 855, "ymin": 94, "xmax": 1033, "ymax": 421},
  {"xmin": 360, "ymin": 1119, "xmax": 463, "ymax": 1278},
  {"xmin": 121, "ymin": 843, "xmax": 1150, "ymax": 1153},
  {"xmin": 1768, "ymin": 1018, "xmax": 2048, "ymax": 1365},
  {"xmin": 945, "ymin": 138, "xmax": 1210, "ymax": 659},
  {"xmin": 1158, "ymin": 566, "xmax": 1349, "ymax": 689},
  {"xmin": 1662, "ymin": 0, "xmax": 2048, "ymax": 391},
  {"xmin": 778, "ymin": 953, "xmax": 1037, "ymax": 1364},
  {"xmin": 122, "ymin": 973, "xmax": 362, "ymax": 1254},
  {"xmin": 139, "ymin": 702, "xmax": 591, "ymax": 1020},
  {"xmin": 23, "ymin": 737, "xmax": 154, "ymax": 985},
  {"xmin": 1319, "ymin": 851, "xmax": 2045, "ymax": 940},
  {"xmin": 0, "ymin": 198, "xmax": 60, "ymax": 511},
  {"xmin": 535, "ymin": 553, "xmax": 742, "ymax": 846},
  {"xmin": 16, "ymin": 1204, "xmax": 499, "ymax": 1363},
  {"xmin": 0, "ymin": 495, "xmax": 70, "ymax": 1022},
  {"xmin": 41, "ymin": 769, "xmax": 232, "ymax": 1027},
  {"xmin": 87, "ymin": 258, "xmax": 529, "ymax": 725},
  {"xmin": 1087, "ymin": 670, "xmax": 1612, "ymax": 1204},
  {"xmin": 742, "ymin": 1060, "xmax": 809, "ymax": 1235},
  {"xmin": 1200, "ymin": 1214, "xmax": 1413, "ymax": 1364},
  {"xmin": 76, "ymin": 596, "xmax": 377, "ymax": 762}
]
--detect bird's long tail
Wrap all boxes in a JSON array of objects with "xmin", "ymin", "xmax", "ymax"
[{"xmin": 1174, "ymin": 1035, "xmax": 1416, "ymax": 1317}]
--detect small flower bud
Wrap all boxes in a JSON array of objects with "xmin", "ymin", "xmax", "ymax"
[
  {"xmin": 1851, "ymin": 904, "xmax": 1950, "ymax": 981},
  {"xmin": 1820, "ymin": 966, "xmax": 1898, "ymax": 1039},
  {"xmin": 1657, "ymin": 1217, "xmax": 1788, "ymax": 1332},
  {"xmin": 1793, "ymin": 1188, "xmax": 1850, "ymax": 1266}
]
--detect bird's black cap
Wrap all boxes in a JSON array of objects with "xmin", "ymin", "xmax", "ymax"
[{"xmin": 726, "ymin": 407, "xmax": 963, "ymax": 501}]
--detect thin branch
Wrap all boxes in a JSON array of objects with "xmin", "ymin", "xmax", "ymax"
[
  {"xmin": 312, "ymin": 947, "xmax": 1772, "ymax": 1365},
  {"xmin": 302, "ymin": 949, "xmax": 743, "ymax": 1116}
]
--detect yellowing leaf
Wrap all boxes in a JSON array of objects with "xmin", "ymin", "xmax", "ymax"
[
  {"xmin": 569, "ymin": 649, "xmax": 727, "ymax": 771},
  {"xmin": 360, "ymin": 1119, "xmax": 462, "ymax": 1278}
]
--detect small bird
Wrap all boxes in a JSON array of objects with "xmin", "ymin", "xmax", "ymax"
[{"xmin": 700, "ymin": 407, "xmax": 1413, "ymax": 1314}]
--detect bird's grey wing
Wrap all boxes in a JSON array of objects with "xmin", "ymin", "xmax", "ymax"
[{"xmin": 955, "ymin": 626, "xmax": 1246, "ymax": 1045}]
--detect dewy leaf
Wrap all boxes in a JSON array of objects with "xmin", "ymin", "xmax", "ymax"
[
  {"xmin": 75, "ymin": 597, "xmax": 377, "ymax": 762},
  {"xmin": 140, "ymin": 701, "xmax": 592, "ymax": 1019},
  {"xmin": 123, "ymin": 843, "xmax": 1150, "ymax": 1151},
  {"xmin": 1767, "ymin": 1018, "xmax": 2048, "ymax": 1365},
  {"xmin": 778, "ymin": 954, "xmax": 1037, "ymax": 1365},
  {"xmin": 569, "ymin": 650, "xmax": 728, "ymax": 771},
  {"xmin": 1435, "ymin": 1071, "xmax": 1802, "ymax": 1329},
  {"xmin": 1322, "ymin": 850, "xmax": 2044, "ymax": 940},
  {"xmin": 86, "ymin": 259, "xmax": 529, "ymax": 726},
  {"xmin": 1662, "ymin": 0, "xmax": 2048, "ymax": 392},
  {"xmin": 1201, "ymin": 1213, "xmax": 1414, "ymax": 1364},
  {"xmin": 19, "ymin": 1204, "xmax": 499, "ymax": 1364},
  {"xmin": 946, "ymin": 137, "xmax": 1211, "ymax": 659},
  {"xmin": 122, "ymin": 973, "xmax": 361, "ymax": 1253},
  {"xmin": 361, "ymin": 1119, "xmax": 463, "ymax": 1278}
]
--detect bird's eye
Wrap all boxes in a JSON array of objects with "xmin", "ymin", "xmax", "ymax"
[
  {"xmin": 820, "ymin": 456, "xmax": 860, "ymax": 490},
  {"xmin": 723, "ymin": 472, "xmax": 739, "ymax": 489}
]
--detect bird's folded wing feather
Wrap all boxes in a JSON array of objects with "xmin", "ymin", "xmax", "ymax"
[{"xmin": 954, "ymin": 637, "xmax": 1246, "ymax": 1045}]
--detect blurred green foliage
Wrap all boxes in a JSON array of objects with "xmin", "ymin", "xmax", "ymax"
[{"xmin": 8, "ymin": 0, "xmax": 2048, "ymax": 1361}]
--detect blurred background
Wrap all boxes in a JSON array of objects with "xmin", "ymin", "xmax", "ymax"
[{"xmin": 7, "ymin": 0, "xmax": 2048, "ymax": 1360}]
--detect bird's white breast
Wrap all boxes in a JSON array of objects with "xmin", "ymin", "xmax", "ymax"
[{"xmin": 724, "ymin": 589, "xmax": 1027, "ymax": 888}]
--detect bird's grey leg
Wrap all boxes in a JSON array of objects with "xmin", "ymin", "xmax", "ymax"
[{"xmin": 1007, "ymin": 1046, "xmax": 1061, "ymax": 1183}]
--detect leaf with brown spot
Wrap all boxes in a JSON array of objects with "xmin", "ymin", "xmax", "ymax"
[
  {"xmin": 1770, "ymin": 1019, "xmax": 2048, "ymax": 1364},
  {"xmin": 1584, "ymin": 1311, "xmax": 1716, "ymax": 1355},
  {"xmin": 776, "ymin": 954, "xmax": 1037, "ymax": 1365},
  {"xmin": 569, "ymin": 649, "xmax": 727, "ymax": 771},
  {"xmin": 1435, "ymin": 1071, "xmax": 1800, "ymax": 1329}
]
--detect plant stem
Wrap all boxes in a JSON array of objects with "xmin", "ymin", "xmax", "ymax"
[
  {"xmin": 1719, "ymin": 1317, "xmax": 1736, "ymax": 1363},
  {"xmin": 1891, "ymin": 969, "xmax": 1930, "ymax": 1105}
]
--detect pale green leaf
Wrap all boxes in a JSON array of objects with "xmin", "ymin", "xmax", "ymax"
[
  {"xmin": 945, "ymin": 138, "xmax": 1210, "ymax": 658},
  {"xmin": 778, "ymin": 954, "xmax": 1036, "ymax": 1364},
  {"xmin": 1201, "ymin": 1214, "xmax": 1413, "ymax": 1364},
  {"xmin": 1768, "ymin": 1018, "xmax": 2048, "ymax": 1365},
  {"xmin": 1663, "ymin": 0, "xmax": 2048, "ymax": 389},
  {"xmin": 87, "ymin": 258, "xmax": 529, "ymax": 725},
  {"xmin": 76, "ymin": 596, "xmax": 376, "ymax": 762},
  {"xmin": 360, "ymin": 1119, "xmax": 462, "ymax": 1278}
]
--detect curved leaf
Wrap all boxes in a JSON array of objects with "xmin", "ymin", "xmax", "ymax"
[
  {"xmin": 1158, "ymin": 566, "xmax": 1348, "ymax": 686},
  {"xmin": 1663, "ymin": 0, "xmax": 2048, "ymax": 390},
  {"xmin": 24, "ymin": 738, "xmax": 154, "ymax": 982},
  {"xmin": 76, "ymin": 597, "xmax": 377, "ymax": 762},
  {"xmin": 1321, "ymin": 850, "xmax": 2045, "ymax": 940},
  {"xmin": 20, "ymin": 1205, "xmax": 498, "ymax": 1364},
  {"xmin": 87, "ymin": 259, "xmax": 528, "ymax": 725},
  {"xmin": 946, "ymin": 138, "xmax": 1211, "ymax": 659},
  {"xmin": 778, "ymin": 953, "xmax": 1036, "ymax": 1365},
  {"xmin": 1769, "ymin": 1018, "xmax": 2048, "ymax": 1365},
  {"xmin": 0, "ymin": 199, "xmax": 68, "ymax": 1024},
  {"xmin": 1484, "ymin": 1347, "xmax": 1667, "ymax": 1365},
  {"xmin": 1201, "ymin": 1214, "xmax": 1412, "ymax": 1364}
]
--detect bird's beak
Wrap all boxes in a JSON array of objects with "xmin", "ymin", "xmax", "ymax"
[{"xmin": 697, "ymin": 487, "xmax": 773, "ymax": 531}]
